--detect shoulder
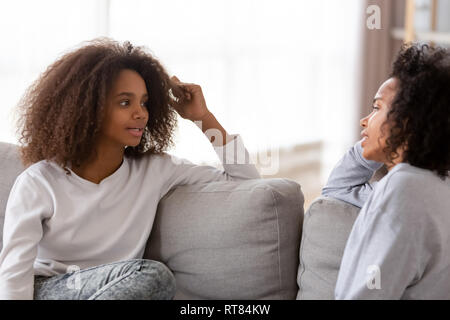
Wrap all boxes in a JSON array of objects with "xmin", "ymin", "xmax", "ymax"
[
  {"xmin": 380, "ymin": 163, "xmax": 448, "ymax": 196},
  {"xmin": 7, "ymin": 161, "xmax": 55, "ymax": 199},
  {"xmin": 369, "ymin": 163, "xmax": 449, "ymax": 221},
  {"xmin": 12, "ymin": 160, "xmax": 66, "ymax": 194},
  {"xmin": 21, "ymin": 160, "xmax": 64, "ymax": 181}
]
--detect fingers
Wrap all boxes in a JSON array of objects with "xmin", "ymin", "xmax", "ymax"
[
  {"xmin": 170, "ymin": 75, "xmax": 189, "ymax": 100},
  {"xmin": 170, "ymin": 75, "xmax": 200, "ymax": 91},
  {"xmin": 172, "ymin": 75, "xmax": 192, "ymax": 87},
  {"xmin": 170, "ymin": 76, "xmax": 202, "ymax": 103}
]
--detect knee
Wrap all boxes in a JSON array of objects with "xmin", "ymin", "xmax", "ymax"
[{"xmin": 137, "ymin": 260, "xmax": 176, "ymax": 300}]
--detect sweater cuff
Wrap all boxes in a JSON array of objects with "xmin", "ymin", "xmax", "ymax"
[{"xmin": 213, "ymin": 134, "xmax": 253, "ymax": 165}]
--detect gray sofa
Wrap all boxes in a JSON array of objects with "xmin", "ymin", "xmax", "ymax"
[
  {"xmin": 297, "ymin": 166, "xmax": 387, "ymax": 299},
  {"xmin": 297, "ymin": 195, "xmax": 360, "ymax": 299},
  {"xmin": 0, "ymin": 141, "xmax": 371, "ymax": 300}
]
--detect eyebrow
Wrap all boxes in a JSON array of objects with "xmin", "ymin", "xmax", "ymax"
[
  {"xmin": 372, "ymin": 97, "xmax": 383, "ymax": 105},
  {"xmin": 116, "ymin": 92, "xmax": 148, "ymax": 98}
]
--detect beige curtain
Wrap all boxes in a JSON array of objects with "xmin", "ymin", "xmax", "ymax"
[{"xmin": 357, "ymin": 0, "xmax": 404, "ymax": 137}]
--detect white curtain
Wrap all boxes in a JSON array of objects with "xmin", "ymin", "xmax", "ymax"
[
  {"xmin": 0, "ymin": 0, "xmax": 108, "ymax": 144},
  {"xmin": 0, "ymin": 0, "xmax": 364, "ymax": 183}
]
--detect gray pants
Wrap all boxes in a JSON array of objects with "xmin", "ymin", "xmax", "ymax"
[{"xmin": 33, "ymin": 259, "xmax": 176, "ymax": 300}]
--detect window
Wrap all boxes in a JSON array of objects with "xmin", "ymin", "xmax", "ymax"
[{"xmin": 1, "ymin": 0, "xmax": 365, "ymax": 205}]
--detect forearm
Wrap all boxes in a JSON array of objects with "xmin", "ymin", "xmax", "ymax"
[
  {"xmin": 195, "ymin": 112, "xmax": 232, "ymax": 147},
  {"xmin": 322, "ymin": 140, "xmax": 383, "ymax": 207}
]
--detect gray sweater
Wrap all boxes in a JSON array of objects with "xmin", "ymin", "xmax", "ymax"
[
  {"xmin": 322, "ymin": 141, "xmax": 384, "ymax": 208},
  {"xmin": 322, "ymin": 140, "xmax": 450, "ymax": 299}
]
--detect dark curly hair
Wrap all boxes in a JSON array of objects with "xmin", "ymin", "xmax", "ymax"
[
  {"xmin": 384, "ymin": 43, "xmax": 450, "ymax": 178},
  {"xmin": 14, "ymin": 37, "xmax": 187, "ymax": 174}
]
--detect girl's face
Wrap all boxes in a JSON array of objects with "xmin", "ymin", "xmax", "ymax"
[
  {"xmin": 101, "ymin": 69, "xmax": 149, "ymax": 148},
  {"xmin": 360, "ymin": 77, "xmax": 398, "ymax": 163}
]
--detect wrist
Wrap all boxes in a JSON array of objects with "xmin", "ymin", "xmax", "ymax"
[
  {"xmin": 192, "ymin": 110, "xmax": 213, "ymax": 123},
  {"xmin": 199, "ymin": 110, "xmax": 213, "ymax": 121}
]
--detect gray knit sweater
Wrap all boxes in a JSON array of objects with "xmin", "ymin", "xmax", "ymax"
[{"xmin": 322, "ymin": 140, "xmax": 450, "ymax": 299}]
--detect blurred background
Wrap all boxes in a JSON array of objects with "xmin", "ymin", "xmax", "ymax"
[{"xmin": 1, "ymin": 0, "xmax": 449, "ymax": 208}]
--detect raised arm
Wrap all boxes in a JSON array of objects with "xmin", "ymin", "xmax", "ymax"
[
  {"xmin": 159, "ymin": 77, "xmax": 260, "ymax": 195},
  {"xmin": 321, "ymin": 140, "xmax": 383, "ymax": 208},
  {"xmin": 170, "ymin": 75, "xmax": 235, "ymax": 147}
]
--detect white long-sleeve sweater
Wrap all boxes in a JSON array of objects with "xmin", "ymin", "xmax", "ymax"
[{"xmin": 0, "ymin": 134, "xmax": 260, "ymax": 300}]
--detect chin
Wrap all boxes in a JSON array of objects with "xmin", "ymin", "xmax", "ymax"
[
  {"xmin": 362, "ymin": 145, "xmax": 375, "ymax": 160},
  {"xmin": 125, "ymin": 137, "xmax": 142, "ymax": 146},
  {"xmin": 129, "ymin": 142, "xmax": 141, "ymax": 148},
  {"xmin": 362, "ymin": 150, "xmax": 372, "ymax": 160},
  {"xmin": 363, "ymin": 147, "xmax": 385, "ymax": 163}
]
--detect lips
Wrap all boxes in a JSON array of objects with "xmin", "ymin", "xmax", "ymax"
[
  {"xmin": 361, "ymin": 131, "xmax": 369, "ymax": 147},
  {"xmin": 127, "ymin": 127, "xmax": 144, "ymax": 137}
]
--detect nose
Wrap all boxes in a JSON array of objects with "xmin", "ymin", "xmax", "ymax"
[
  {"xmin": 133, "ymin": 105, "xmax": 148, "ymax": 120},
  {"xmin": 134, "ymin": 112, "xmax": 146, "ymax": 120},
  {"xmin": 360, "ymin": 114, "xmax": 369, "ymax": 128}
]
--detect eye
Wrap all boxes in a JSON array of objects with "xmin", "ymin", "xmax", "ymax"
[
  {"xmin": 372, "ymin": 105, "xmax": 380, "ymax": 111},
  {"xmin": 119, "ymin": 100, "xmax": 130, "ymax": 107},
  {"xmin": 141, "ymin": 101, "xmax": 149, "ymax": 108}
]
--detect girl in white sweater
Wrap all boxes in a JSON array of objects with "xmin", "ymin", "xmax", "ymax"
[{"xmin": 0, "ymin": 38, "xmax": 260, "ymax": 300}]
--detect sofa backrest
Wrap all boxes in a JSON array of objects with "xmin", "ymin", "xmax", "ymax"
[
  {"xmin": 145, "ymin": 178, "xmax": 304, "ymax": 299},
  {"xmin": 297, "ymin": 166, "xmax": 388, "ymax": 300},
  {"xmin": 296, "ymin": 195, "xmax": 360, "ymax": 299},
  {"xmin": 0, "ymin": 142, "xmax": 26, "ymax": 251}
]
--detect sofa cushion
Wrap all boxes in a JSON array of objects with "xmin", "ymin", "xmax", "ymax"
[
  {"xmin": 296, "ymin": 165, "xmax": 387, "ymax": 300},
  {"xmin": 144, "ymin": 178, "xmax": 304, "ymax": 299},
  {"xmin": 0, "ymin": 142, "xmax": 26, "ymax": 251},
  {"xmin": 296, "ymin": 195, "xmax": 360, "ymax": 300}
]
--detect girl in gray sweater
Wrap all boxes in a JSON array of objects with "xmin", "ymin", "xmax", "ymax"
[{"xmin": 322, "ymin": 44, "xmax": 450, "ymax": 299}]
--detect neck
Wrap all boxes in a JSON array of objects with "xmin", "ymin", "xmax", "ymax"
[
  {"xmin": 385, "ymin": 162, "xmax": 399, "ymax": 172},
  {"xmin": 385, "ymin": 148, "xmax": 405, "ymax": 172},
  {"xmin": 71, "ymin": 140, "xmax": 125, "ymax": 184}
]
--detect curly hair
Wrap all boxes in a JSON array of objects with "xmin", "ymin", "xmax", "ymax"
[
  {"xmin": 14, "ymin": 37, "xmax": 187, "ymax": 174},
  {"xmin": 384, "ymin": 43, "xmax": 450, "ymax": 178}
]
